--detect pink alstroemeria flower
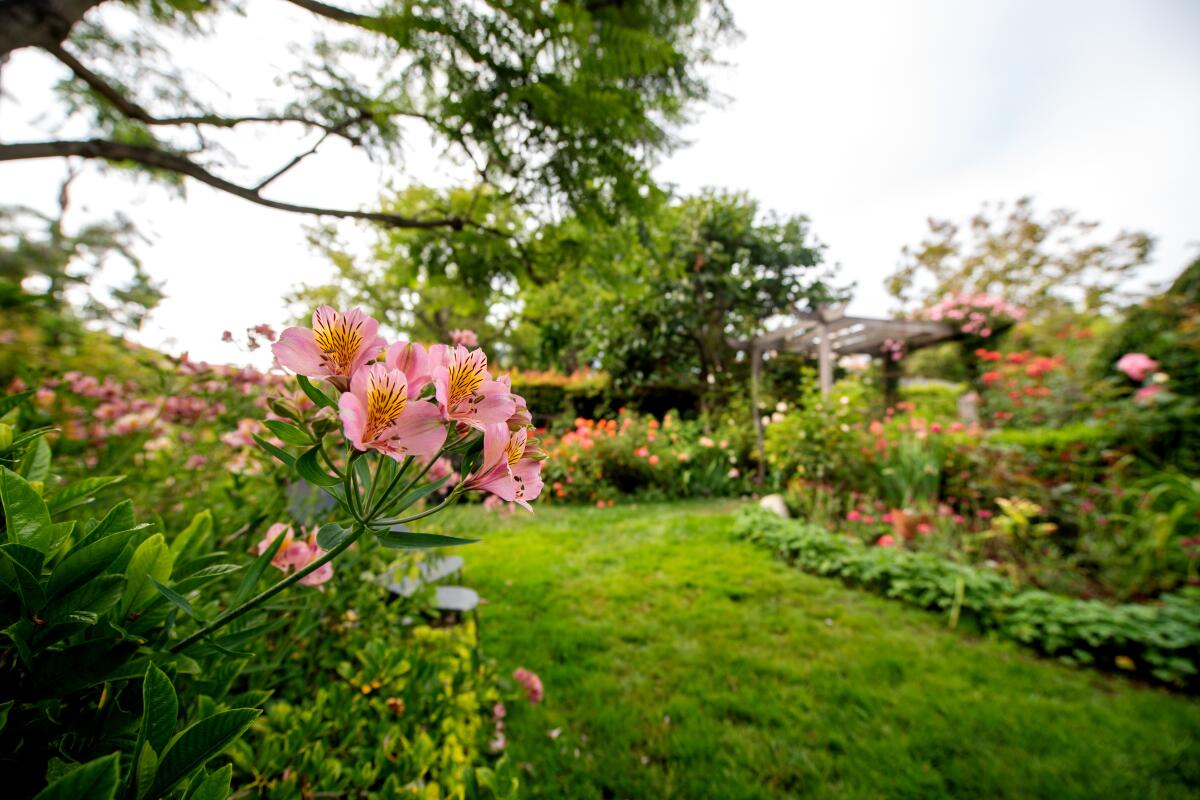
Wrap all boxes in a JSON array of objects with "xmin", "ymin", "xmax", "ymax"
[
  {"xmin": 272, "ymin": 306, "xmax": 385, "ymax": 391},
  {"xmin": 338, "ymin": 364, "xmax": 447, "ymax": 460},
  {"xmin": 432, "ymin": 346, "xmax": 516, "ymax": 429},
  {"xmin": 1116, "ymin": 352, "xmax": 1159, "ymax": 382},
  {"xmin": 386, "ymin": 341, "xmax": 433, "ymax": 397},
  {"xmin": 464, "ymin": 424, "xmax": 544, "ymax": 510},
  {"xmin": 256, "ymin": 523, "xmax": 334, "ymax": 590}
]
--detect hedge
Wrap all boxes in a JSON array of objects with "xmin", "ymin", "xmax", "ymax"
[{"xmin": 733, "ymin": 506, "xmax": 1200, "ymax": 689}]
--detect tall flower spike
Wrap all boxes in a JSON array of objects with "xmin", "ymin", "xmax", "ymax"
[
  {"xmin": 272, "ymin": 306, "xmax": 385, "ymax": 391},
  {"xmin": 432, "ymin": 345, "xmax": 516, "ymax": 430},
  {"xmin": 339, "ymin": 364, "xmax": 446, "ymax": 460}
]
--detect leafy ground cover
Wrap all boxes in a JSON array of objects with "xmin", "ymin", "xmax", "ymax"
[{"xmin": 431, "ymin": 501, "xmax": 1200, "ymax": 799}]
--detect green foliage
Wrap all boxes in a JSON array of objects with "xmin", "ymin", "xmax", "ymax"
[
  {"xmin": 887, "ymin": 196, "xmax": 1153, "ymax": 320},
  {"xmin": 763, "ymin": 374, "xmax": 870, "ymax": 487},
  {"xmin": 734, "ymin": 507, "xmax": 1200, "ymax": 688}
]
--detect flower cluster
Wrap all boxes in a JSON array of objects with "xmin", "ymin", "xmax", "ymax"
[
  {"xmin": 975, "ymin": 348, "xmax": 1068, "ymax": 426},
  {"xmin": 922, "ymin": 292, "xmax": 1025, "ymax": 337},
  {"xmin": 1115, "ymin": 352, "xmax": 1170, "ymax": 404},
  {"xmin": 273, "ymin": 307, "xmax": 544, "ymax": 510}
]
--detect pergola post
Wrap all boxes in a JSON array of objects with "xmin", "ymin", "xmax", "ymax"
[
  {"xmin": 817, "ymin": 322, "xmax": 833, "ymax": 397},
  {"xmin": 750, "ymin": 343, "xmax": 766, "ymax": 484},
  {"xmin": 882, "ymin": 352, "xmax": 901, "ymax": 409}
]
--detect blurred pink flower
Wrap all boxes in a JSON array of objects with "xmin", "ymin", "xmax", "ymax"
[
  {"xmin": 876, "ymin": 534, "xmax": 896, "ymax": 547},
  {"xmin": 1116, "ymin": 352, "xmax": 1159, "ymax": 382},
  {"xmin": 513, "ymin": 667, "xmax": 544, "ymax": 703}
]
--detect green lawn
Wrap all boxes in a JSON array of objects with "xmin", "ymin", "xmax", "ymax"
[{"xmin": 431, "ymin": 501, "xmax": 1200, "ymax": 799}]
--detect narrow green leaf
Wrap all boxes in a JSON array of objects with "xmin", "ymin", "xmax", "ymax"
[
  {"xmin": 262, "ymin": 419, "xmax": 313, "ymax": 446},
  {"xmin": 315, "ymin": 522, "xmax": 350, "ymax": 551},
  {"xmin": 169, "ymin": 510, "xmax": 212, "ymax": 561},
  {"xmin": 122, "ymin": 534, "xmax": 175, "ymax": 617},
  {"xmin": 0, "ymin": 700, "xmax": 12, "ymax": 733},
  {"xmin": 135, "ymin": 742, "xmax": 158, "ymax": 800},
  {"xmin": 80, "ymin": 500, "xmax": 138, "ymax": 546},
  {"xmin": 33, "ymin": 752, "xmax": 120, "ymax": 800},
  {"xmin": 149, "ymin": 709, "xmax": 260, "ymax": 799},
  {"xmin": 231, "ymin": 526, "xmax": 286, "ymax": 606},
  {"xmin": 170, "ymin": 563, "xmax": 242, "ymax": 595},
  {"xmin": 296, "ymin": 375, "xmax": 337, "ymax": 409},
  {"xmin": 1, "ymin": 466, "xmax": 52, "ymax": 552},
  {"xmin": 295, "ymin": 446, "xmax": 341, "ymax": 487},
  {"xmin": 251, "ymin": 434, "xmax": 294, "ymax": 468},
  {"xmin": 374, "ymin": 529, "xmax": 479, "ymax": 550},
  {"xmin": 150, "ymin": 578, "xmax": 203, "ymax": 622},
  {"xmin": 385, "ymin": 474, "xmax": 452, "ymax": 515}
]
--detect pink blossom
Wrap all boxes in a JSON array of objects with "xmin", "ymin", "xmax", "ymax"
[
  {"xmin": 916, "ymin": 523, "xmax": 934, "ymax": 535},
  {"xmin": 1116, "ymin": 352, "xmax": 1159, "ymax": 382},
  {"xmin": 184, "ymin": 455, "xmax": 208, "ymax": 470},
  {"xmin": 432, "ymin": 346, "xmax": 516, "ymax": 429},
  {"xmin": 876, "ymin": 534, "xmax": 896, "ymax": 547},
  {"xmin": 385, "ymin": 341, "xmax": 433, "ymax": 396},
  {"xmin": 648, "ymin": 454, "xmax": 660, "ymax": 465},
  {"xmin": 338, "ymin": 364, "xmax": 447, "ymax": 460},
  {"xmin": 847, "ymin": 510, "xmax": 863, "ymax": 522},
  {"xmin": 1134, "ymin": 384, "xmax": 1163, "ymax": 403},
  {"xmin": 463, "ymin": 424, "xmax": 544, "ymax": 510},
  {"xmin": 255, "ymin": 524, "xmax": 333, "ymax": 590},
  {"xmin": 272, "ymin": 306, "xmax": 385, "ymax": 390},
  {"xmin": 513, "ymin": 667, "xmax": 544, "ymax": 703},
  {"xmin": 449, "ymin": 329, "xmax": 478, "ymax": 348}
]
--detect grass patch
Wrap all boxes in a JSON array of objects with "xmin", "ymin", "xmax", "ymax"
[{"xmin": 430, "ymin": 501, "xmax": 1200, "ymax": 799}]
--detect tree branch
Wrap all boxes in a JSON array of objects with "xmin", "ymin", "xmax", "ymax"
[
  {"xmin": 282, "ymin": 0, "xmax": 370, "ymax": 26},
  {"xmin": 0, "ymin": 139, "xmax": 471, "ymax": 230},
  {"xmin": 0, "ymin": 0, "xmax": 107, "ymax": 56}
]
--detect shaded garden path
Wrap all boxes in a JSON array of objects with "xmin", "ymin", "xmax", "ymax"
[{"xmin": 434, "ymin": 502, "xmax": 1199, "ymax": 799}]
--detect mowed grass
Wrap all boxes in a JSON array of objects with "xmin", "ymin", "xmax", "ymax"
[{"xmin": 429, "ymin": 501, "xmax": 1200, "ymax": 799}]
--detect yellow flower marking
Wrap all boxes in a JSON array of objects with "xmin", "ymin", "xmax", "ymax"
[
  {"xmin": 313, "ymin": 308, "xmax": 365, "ymax": 376},
  {"xmin": 504, "ymin": 429, "xmax": 527, "ymax": 467},
  {"xmin": 365, "ymin": 370, "xmax": 408, "ymax": 442},
  {"xmin": 447, "ymin": 349, "xmax": 488, "ymax": 408}
]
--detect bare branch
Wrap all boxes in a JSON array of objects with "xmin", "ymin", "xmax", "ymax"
[
  {"xmin": 0, "ymin": 139, "xmax": 474, "ymax": 231},
  {"xmin": 252, "ymin": 130, "xmax": 332, "ymax": 192},
  {"xmin": 282, "ymin": 0, "xmax": 370, "ymax": 27}
]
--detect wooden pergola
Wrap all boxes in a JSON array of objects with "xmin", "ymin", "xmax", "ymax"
[{"xmin": 732, "ymin": 306, "xmax": 959, "ymax": 481}]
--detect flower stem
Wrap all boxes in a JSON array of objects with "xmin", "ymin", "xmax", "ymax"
[{"xmin": 168, "ymin": 523, "xmax": 366, "ymax": 654}]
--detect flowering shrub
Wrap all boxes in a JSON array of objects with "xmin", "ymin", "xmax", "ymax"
[
  {"xmin": 539, "ymin": 409, "xmax": 750, "ymax": 504},
  {"xmin": 921, "ymin": 292, "xmax": 1025, "ymax": 338}
]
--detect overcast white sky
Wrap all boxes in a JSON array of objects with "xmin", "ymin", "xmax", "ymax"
[{"xmin": 2, "ymin": 0, "xmax": 1199, "ymax": 366}]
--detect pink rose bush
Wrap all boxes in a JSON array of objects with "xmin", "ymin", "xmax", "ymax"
[
  {"xmin": 921, "ymin": 292, "xmax": 1024, "ymax": 337},
  {"xmin": 1116, "ymin": 352, "xmax": 1159, "ymax": 382}
]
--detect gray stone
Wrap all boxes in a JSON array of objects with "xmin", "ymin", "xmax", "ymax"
[{"xmin": 759, "ymin": 494, "xmax": 790, "ymax": 518}]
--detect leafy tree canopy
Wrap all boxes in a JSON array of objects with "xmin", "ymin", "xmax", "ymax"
[
  {"xmin": 1, "ymin": 0, "xmax": 737, "ymax": 229},
  {"xmin": 888, "ymin": 197, "xmax": 1154, "ymax": 321}
]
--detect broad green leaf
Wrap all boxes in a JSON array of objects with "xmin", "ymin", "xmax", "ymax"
[
  {"xmin": 0, "ymin": 543, "xmax": 46, "ymax": 611},
  {"xmin": 46, "ymin": 476, "xmax": 126, "ymax": 517},
  {"xmin": 315, "ymin": 522, "xmax": 351, "ymax": 551},
  {"xmin": 231, "ymin": 526, "xmax": 286, "ymax": 606},
  {"xmin": 47, "ymin": 527, "xmax": 141, "ymax": 597},
  {"xmin": 170, "ymin": 563, "xmax": 242, "ymax": 595},
  {"xmin": 80, "ymin": 500, "xmax": 139, "ymax": 546},
  {"xmin": 170, "ymin": 510, "xmax": 212, "ymax": 560},
  {"xmin": 295, "ymin": 447, "xmax": 341, "ymax": 487},
  {"xmin": 33, "ymin": 753, "xmax": 120, "ymax": 800},
  {"xmin": 183, "ymin": 765, "xmax": 233, "ymax": 800},
  {"xmin": 149, "ymin": 709, "xmax": 259, "ymax": 799},
  {"xmin": 297, "ymin": 374, "xmax": 337, "ymax": 409},
  {"xmin": 18, "ymin": 437, "xmax": 51, "ymax": 484},
  {"xmin": 0, "ymin": 390, "xmax": 33, "ymax": 420},
  {"xmin": 262, "ymin": 419, "xmax": 312, "ymax": 446},
  {"xmin": 43, "ymin": 521, "xmax": 75, "ymax": 557},
  {"xmin": 1, "ymin": 466, "xmax": 52, "ymax": 552},
  {"xmin": 135, "ymin": 742, "xmax": 158, "ymax": 800},
  {"xmin": 122, "ymin": 534, "xmax": 175, "ymax": 617},
  {"xmin": 141, "ymin": 663, "xmax": 179, "ymax": 754},
  {"xmin": 40, "ymin": 573, "xmax": 122, "ymax": 626},
  {"xmin": 251, "ymin": 434, "xmax": 294, "ymax": 468},
  {"xmin": 374, "ymin": 529, "xmax": 479, "ymax": 550}
]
